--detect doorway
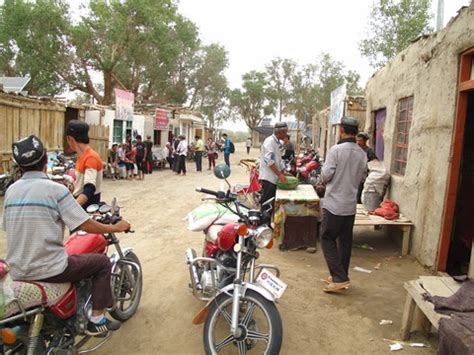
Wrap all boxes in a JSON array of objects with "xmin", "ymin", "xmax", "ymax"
[
  {"xmin": 373, "ymin": 108, "xmax": 386, "ymax": 161},
  {"xmin": 446, "ymin": 91, "xmax": 474, "ymax": 275}
]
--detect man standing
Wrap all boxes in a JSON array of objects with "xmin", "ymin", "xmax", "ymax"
[
  {"xmin": 194, "ymin": 135, "xmax": 204, "ymax": 172},
  {"xmin": 107, "ymin": 143, "xmax": 118, "ymax": 180},
  {"xmin": 66, "ymin": 120, "xmax": 103, "ymax": 209},
  {"xmin": 3, "ymin": 135, "xmax": 131, "ymax": 335},
  {"xmin": 320, "ymin": 117, "xmax": 367, "ymax": 293},
  {"xmin": 222, "ymin": 133, "xmax": 232, "ymax": 167},
  {"xmin": 144, "ymin": 135, "xmax": 154, "ymax": 174},
  {"xmin": 135, "ymin": 135, "xmax": 146, "ymax": 180},
  {"xmin": 246, "ymin": 137, "xmax": 252, "ymax": 155},
  {"xmin": 176, "ymin": 135, "xmax": 188, "ymax": 176},
  {"xmin": 259, "ymin": 122, "xmax": 288, "ymax": 220},
  {"xmin": 356, "ymin": 132, "xmax": 377, "ymax": 162}
]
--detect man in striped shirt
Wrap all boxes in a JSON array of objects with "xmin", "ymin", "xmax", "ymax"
[
  {"xmin": 2, "ymin": 135, "xmax": 131, "ymax": 336},
  {"xmin": 66, "ymin": 120, "xmax": 103, "ymax": 209}
]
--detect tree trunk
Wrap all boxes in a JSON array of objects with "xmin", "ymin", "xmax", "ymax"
[{"xmin": 101, "ymin": 70, "xmax": 115, "ymax": 106}]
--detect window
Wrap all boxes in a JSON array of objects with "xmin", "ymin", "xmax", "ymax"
[
  {"xmin": 126, "ymin": 121, "xmax": 132, "ymax": 140},
  {"xmin": 393, "ymin": 96, "xmax": 414, "ymax": 175},
  {"xmin": 113, "ymin": 120, "xmax": 124, "ymax": 143},
  {"xmin": 154, "ymin": 130, "xmax": 161, "ymax": 146}
]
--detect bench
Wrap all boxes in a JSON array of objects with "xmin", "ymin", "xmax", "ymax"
[
  {"xmin": 400, "ymin": 276, "xmax": 461, "ymax": 340},
  {"xmin": 354, "ymin": 204, "xmax": 414, "ymax": 256}
]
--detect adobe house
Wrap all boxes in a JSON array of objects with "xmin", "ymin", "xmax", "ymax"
[{"xmin": 364, "ymin": 6, "xmax": 474, "ymax": 275}]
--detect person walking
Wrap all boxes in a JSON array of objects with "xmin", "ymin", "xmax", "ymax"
[
  {"xmin": 194, "ymin": 135, "xmax": 204, "ymax": 172},
  {"xmin": 259, "ymin": 122, "xmax": 288, "ymax": 222},
  {"xmin": 246, "ymin": 137, "xmax": 252, "ymax": 155},
  {"xmin": 172, "ymin": 137, "xmax": 180, "ymax": 173},
  {"xmin": 177, "ymin": 135, "xmax": 188, "ymax": 176},
  {"xmin": 144, "ymin": 135, "xmax": 154, "ymax": 174},
  {"xmin": 222, "ymin": 133, "xmax": 232, "ymax": 168},
  {"xmin": 135, "ymin": 135, "xmax": 146, "ymax": 180},
  {"xmin": 320, "ymin": 117, "xmax": 367, "ymax": 293},
  {"xmin": 206, "ymin": 138, "xmax": 217, "ymax": 170}
]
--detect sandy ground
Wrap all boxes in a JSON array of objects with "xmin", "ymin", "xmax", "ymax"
[{"xmin": 0, "ymin": 143, "xmax": 438, "ymax": 354}]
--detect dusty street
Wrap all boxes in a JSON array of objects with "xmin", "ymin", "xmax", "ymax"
[{"xmin": 0, "ymin": 143, "xmax": 437, "ymax": 354}]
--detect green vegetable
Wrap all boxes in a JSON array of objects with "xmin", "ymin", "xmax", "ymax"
[{"xmin": 277, "ymin": 176, "xmax": 299, "ymax": 190}]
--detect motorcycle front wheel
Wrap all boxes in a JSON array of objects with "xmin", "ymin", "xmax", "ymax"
[
  {"xmin": 109, "ymin": 251, "xmax": 143, "ymax": 321},
  {"xmin": 203, "ymin": 289, "xmax": 283, "ymax": 355}
]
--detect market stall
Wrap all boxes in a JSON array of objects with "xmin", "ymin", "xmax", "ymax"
[{"xmin": 273, "ymin": 185, "xmax": 321, "ymax": 251}]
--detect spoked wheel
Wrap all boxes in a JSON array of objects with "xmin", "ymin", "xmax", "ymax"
[
  {"xmin": 203, "ymin": 290, "xmax": 282, "ymax": 354},
  {"xmin": 109, "ymin": 252, "xmax": 143, "ymax": 321}
]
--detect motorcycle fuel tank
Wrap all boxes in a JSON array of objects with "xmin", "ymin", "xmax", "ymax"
[{"xmin": 65, "ymin": 232, "xmax": 108, "ymax": 256}]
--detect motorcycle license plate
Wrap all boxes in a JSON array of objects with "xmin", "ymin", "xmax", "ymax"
[{"xmin": 256, "ymin": 268, "xmax": 287, "ymax": 299}]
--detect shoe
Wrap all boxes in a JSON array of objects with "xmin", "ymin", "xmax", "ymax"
[
  {"xmin": 321, "ymin": 276, "xmax": 333, "ymax": 284},
  {"xmin": 323, "ymin": 281, "xmax": 351, "ymax": 293},
  {"xmin": 86, "ymin": 318, "xmax": 121, "ymax": 336}
]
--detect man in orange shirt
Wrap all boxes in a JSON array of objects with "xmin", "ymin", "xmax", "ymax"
[{"xmin": 66, "ymin": 120, "xmax": 103, "ymax": 209}]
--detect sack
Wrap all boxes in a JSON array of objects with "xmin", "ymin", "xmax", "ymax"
[
  {"xmin": 185, "ymin": 203, "xmax": 248, "ymax": 231},
  {"xmin": 369, "ymin": 199, "xmax": 399, "ymax": 220},
  {"xmin": 229, "ymin": 141, "xmax": 235, "ymax": 154}
]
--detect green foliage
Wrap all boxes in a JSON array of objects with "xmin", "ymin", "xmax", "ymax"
[
  {"xmin": 359, "ymin": 0, "xmax": 433, "ymax": 69},
  {"xmin": 265, "ymin": 58, "xmax": 296, "ymax": 122},
  {"xmin": 229, "ymin": 71, "xmax": 273, "ymax": 130},
  {"xmin": 0, "ymin": 0, "xmax": 70, "ymax": 95}
]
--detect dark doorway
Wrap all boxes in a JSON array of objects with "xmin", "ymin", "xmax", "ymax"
[
  {"xmin": 446, "ymin": 91, "xmax": 474, "ymax": 275},
  {"xmin": 373, "ymin": 108, "xmax": 386, "ymax": 160}
]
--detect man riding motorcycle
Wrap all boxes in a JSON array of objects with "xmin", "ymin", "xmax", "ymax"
[{"xmin": 1, "ymin": 135, "xmax": 131, "ymax": 336}]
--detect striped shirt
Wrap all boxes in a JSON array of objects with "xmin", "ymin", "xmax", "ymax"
[{"xmin": 1, "ymin": 171, "xmax": 90, "ymax": 280}]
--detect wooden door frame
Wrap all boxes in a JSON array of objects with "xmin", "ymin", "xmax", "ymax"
[{"xmin": 437, "ymin": 48, "xmax": 474, "ymax": 271}]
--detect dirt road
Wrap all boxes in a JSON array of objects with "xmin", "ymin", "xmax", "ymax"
[{"xmin": 0, "ymin": 143, "xmax": 436, "ymax": 354}]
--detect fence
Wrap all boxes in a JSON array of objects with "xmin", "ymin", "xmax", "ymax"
[
  {"xmin": 0, "ymin": 93, "xmax": 66, "ymax": 174},
  {"xmin": 88, "ymin": 124, "xmax": 109, "ymax": 162}
]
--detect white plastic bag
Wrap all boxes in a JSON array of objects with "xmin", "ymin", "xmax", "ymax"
[{"xmin": 185, "ymin": 203, "xmax": 243, "ymax": 232}]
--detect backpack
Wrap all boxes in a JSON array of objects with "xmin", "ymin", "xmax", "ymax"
[{"xmin": 229, "ymin": 141, "xmax": 235, "ymax": 154}]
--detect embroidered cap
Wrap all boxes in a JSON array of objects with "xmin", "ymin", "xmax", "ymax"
[{"xmin": 12, "ymin": 135, "xmax": 46, "ymax": 167}]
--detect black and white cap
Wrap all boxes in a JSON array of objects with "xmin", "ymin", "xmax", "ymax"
[{"xmin": 12, "ymin": 135, "xmax": 46, "ymax": 167}]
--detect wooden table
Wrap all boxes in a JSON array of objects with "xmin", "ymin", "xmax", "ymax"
[
  {"xmin": 274, "ymin": 185, "xmax": 321, "ymax": 250},
  {"xmin": 355, "ymin": 204, "xmax": 414, "ymax": 256},
  {"xmin": 400, "ymin": 276, "xmax": 461, "ymax": 340}
]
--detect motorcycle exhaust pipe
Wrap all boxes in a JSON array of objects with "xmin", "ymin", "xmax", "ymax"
[{"xmin": 185, "ymin": 249, "xmax": 202, "ymax": 291}]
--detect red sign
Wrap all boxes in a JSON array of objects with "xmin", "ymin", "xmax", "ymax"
[{"xmin": 155, "ymin": 108, "xmax": 170, "ymax": 130}]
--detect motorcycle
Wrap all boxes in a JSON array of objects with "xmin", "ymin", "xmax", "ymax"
[
  {"xmin": 47, "ymin": 151, "xmax": 77, "ymax": 192},
  {"xmin": 296, "ymin": 152, "xmax": 322, "ymax": 185},
  {"xmin": 0, "ymin": 161, "xmax": 21, "ymax": 197},
  {"xmin": 0, "ymin": 199, "xmax": 142, "ymax": 354},
  {"xmin": 185, "ymin": 166, "xmax": 285, "ymax": 354}
]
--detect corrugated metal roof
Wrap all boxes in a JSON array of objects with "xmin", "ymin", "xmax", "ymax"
[
  {"xmin": 260, "ymin": 117, "xmax": 272, "ymax": 127},
  {"xmin": 0, "ymin": 77, "xmax": 30, "ymax": 93},
  {"xmin": 286, "ymin": 121, "xmax": 305, "ymax": 130}
]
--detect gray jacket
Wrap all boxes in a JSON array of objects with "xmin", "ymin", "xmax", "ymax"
[{"xmin": 322, "ymin": 139, "xmax": 367, "ymax": 216}]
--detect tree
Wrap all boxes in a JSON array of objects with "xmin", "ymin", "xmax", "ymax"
[
  {"xmin": 188, "ymin": 44, "xmax": 229, "ymax": 129},
  {"xmin": 229, "ymin": 71, "xmax": 273, "ymax": 130},
  {"xmin": 359, "ymin": 0, "xmax": 433, "ymax": 69},
  {"xmin": 0, "ymin": 0, "xmax": 70, "ymax": 95},
  {"xmin": 265, "ymin": 58, "xmax": 296, "ymax": 122}
]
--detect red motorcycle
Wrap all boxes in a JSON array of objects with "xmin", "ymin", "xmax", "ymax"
[
  {"xmin": 296, "ymin": 152, "xmax": 322, "ymax": 185},
  {"xmin": 0, "ymin": 199, "xmax": 142, "ymax": 354}
]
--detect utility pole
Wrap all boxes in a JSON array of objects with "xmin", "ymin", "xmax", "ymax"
[{"xmin": 436, "ymin": 0, "xmax": 444, "ymax": 31}]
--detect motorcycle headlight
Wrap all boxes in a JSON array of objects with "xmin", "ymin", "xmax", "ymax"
[{"xmin": 253, "ymin": 226, "xmax": 273, "ymax": 249}]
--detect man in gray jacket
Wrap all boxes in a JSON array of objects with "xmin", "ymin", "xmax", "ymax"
[{"xmin": 321, "ymin": 117, "xmax": 367, "ymax": 293}]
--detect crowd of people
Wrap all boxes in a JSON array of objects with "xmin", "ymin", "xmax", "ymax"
[{"xmin": 105, "ymin": 132, "xmax": 246, "ymax": 179}]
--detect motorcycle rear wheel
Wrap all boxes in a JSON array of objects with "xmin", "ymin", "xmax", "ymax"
[
  {"xmin": 109, "ymin": 252, "xmax": 143, "ymax": 321},
  {"xmin": 203, "ymin": 289, "xmax": 282, "ymax": 354}
]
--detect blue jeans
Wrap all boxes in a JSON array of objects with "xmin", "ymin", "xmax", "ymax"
[{"xmin": 224, "ymin": 153, "xmax": 230, "ymax": 167}]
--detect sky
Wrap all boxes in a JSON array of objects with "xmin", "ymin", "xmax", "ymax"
[{"xmin": 177, "ymin": 0, "xmax": 470, "ymax": 130}]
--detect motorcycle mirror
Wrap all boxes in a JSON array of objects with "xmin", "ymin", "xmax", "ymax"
[
  {"xmin": 86, "ymin": 204, "xmax": 99, "ymax": 214},
  {"xmin": 99, "ymin": 204, "xmax": 111, "ymax": 214},
  {"xmin": 213, "ymin": 164, "xmax": 231, "ymax": 180}
]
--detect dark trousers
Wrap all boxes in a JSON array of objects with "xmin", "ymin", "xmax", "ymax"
[
  {"xmin": 260, "ymin": 180, "xmax": 277, "ymax": 223},
  {"xmin": 208, "ymin": 153, "xmax": 216, "ymax": 169},
  {"xmin": 40, "ymin": 254, "xmax": 112, "ymax": 310},
  {"xmin": 224, "ymin": 153, "xmax": 230, "ymax": 167},
  {"xmin": 146, "ymin": 157, "xmax": 153, "ymax": 174},
  {"xmin": 320, "ymin": 208, "xmax": 356, "ymax": 283},
  {"xmin": 172, "ymin": 155, "xmax": 179, "ymax": 172},
  {"xmin": 166, "ymin": 157, "xmax": 173, "ymax": 169},
  {"xmin": 246, "ymin": 147, "xmax": 250, "ymax": 154},
  {"xmin": 195, "ymin": 151, "xmax": 203, "ymax": 171},
  {"xmin": 178, "ymin": 155, "xmax": 186, "ymax": 174}
]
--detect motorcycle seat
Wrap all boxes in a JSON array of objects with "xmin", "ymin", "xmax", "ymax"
[{"xmin": 2, "ymin": 281, "xmax": 71, "ymax": 319}]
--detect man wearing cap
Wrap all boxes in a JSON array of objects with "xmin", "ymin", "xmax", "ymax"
[
  {"xmin": 356, "ymin": 132, "xmax": 377, "ymax": 162},
  {"xmin": 259, "ymin": 122, "xmax": 288, "ymax": 222},
  {"xmin": 320, "ymin": 117, "xmax": 367, "ymax": 293},
  {"xmin": 66, "ymin": 120, "xmax": 103, "ymax": 209},
  {"xmin": 2, "ymin": 135, "xmax": 131, "ymax": 335}
]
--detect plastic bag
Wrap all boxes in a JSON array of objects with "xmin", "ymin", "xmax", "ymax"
[{"xmin": 185, "ymin": 203, "xmax": 245, "ymax": 232}]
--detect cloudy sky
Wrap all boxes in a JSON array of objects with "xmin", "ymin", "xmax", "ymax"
[{"xmin": 179, "ymin": 0, "xmax": 470, "ymax": 89}]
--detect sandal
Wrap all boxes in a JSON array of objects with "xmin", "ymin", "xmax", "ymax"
[{"xmin": 323, "ymin": 281, "xmax": 351, "ymax": 293}]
